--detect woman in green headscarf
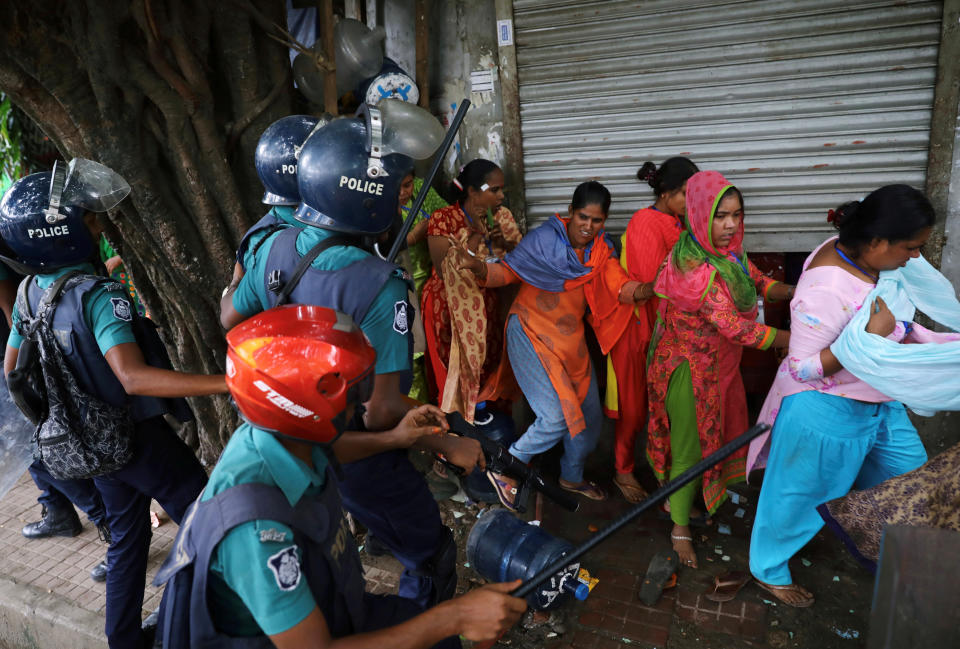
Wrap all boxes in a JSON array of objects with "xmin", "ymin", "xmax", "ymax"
[{"xmin": 647, "ymin": 170, "xmax": 793, "ymax": 568}]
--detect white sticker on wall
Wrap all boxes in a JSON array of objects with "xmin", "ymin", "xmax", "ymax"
[
  {"xmin": 470, "ymin": 69, "xmax": 495, "ymax": 93},
  {"xmin": 497, "ymin": 19, "xmax": 514, "ymax": 47}
]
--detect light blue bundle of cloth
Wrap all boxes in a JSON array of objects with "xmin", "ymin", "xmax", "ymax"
[{"xmin": 831, "ymin": 254, "xmax": 960, "ymax": 415}]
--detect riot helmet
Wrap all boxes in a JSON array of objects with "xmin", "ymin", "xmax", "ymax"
[
  {"xmin": 0, "ymin": 159, "xmax": 130, "ymax": 274},
  {"xmin": 294, "ymin": 99, "xmax": 444, "ymax": 238},
  {"xmin": 225, "ymin": 305, "xmax": 376, "ymax": 445},
  {"xmin": 255, "ymin": 115, "xmax": 328, "ymax": 206}
]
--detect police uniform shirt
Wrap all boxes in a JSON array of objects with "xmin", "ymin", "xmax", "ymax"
[
  {"xmin": 0, "ymin": 262, "xmax": 9, "ymax": 281},
  {"xmin": 204, "ymin": 422, "xmax": 329, "ymax": 636},
  {"xmin": 238, "ymin": 206, "xmax": 301, "ymax": 272},
  {"xmin": 232, "ymin": 227, "xmax": 411, "ymax": 374},
  {"xmin": 6, "ymin": 263, "xmax": 137, "ymax": 353}
]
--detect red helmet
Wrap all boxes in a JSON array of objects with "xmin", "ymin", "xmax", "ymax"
[{"xmin": 225, "ymin": 305, "xmax": 376, "ymax": 444}]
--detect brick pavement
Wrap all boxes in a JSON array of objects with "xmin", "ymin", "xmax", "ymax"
[
  {"xmin": 0, "ymin": 468, "xmax": 400, "ymax": 648},
  {"xmin": 0, "ymin": 471, "xmax": 176, "ymax": 623}
]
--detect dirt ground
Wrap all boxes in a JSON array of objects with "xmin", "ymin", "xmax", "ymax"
[{"xmin": 360, "ymin": 445, "xmax": 877, "ymax": 649}]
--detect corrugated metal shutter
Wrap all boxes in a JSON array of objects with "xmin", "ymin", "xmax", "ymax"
[{"xmin": 512, "ymin": 0, "xmax": 943, "ymax": 252}]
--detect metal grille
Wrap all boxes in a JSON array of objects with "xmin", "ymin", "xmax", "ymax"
[{"xmin": 512, "ymin": 0, "xmax": 943, "ymax": 251}]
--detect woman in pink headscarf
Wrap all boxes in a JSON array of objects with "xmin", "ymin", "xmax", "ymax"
[{"xmin": 646, "ymin": 170, "xmax": 793, "ymax": 568}]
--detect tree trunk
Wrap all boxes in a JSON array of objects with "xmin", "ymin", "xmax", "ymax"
[{"xmin": 0, "ymin": 1, "xmax": 296, "ymax": 462}]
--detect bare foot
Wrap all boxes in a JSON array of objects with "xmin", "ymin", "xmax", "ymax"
[{"xmin": 671, "ymin": 524, "xmax": 698, "ymax": 569}]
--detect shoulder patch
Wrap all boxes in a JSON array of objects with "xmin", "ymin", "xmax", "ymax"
[
  {"xmin": 266, "ymin": 545, "xmax": 302, "ymax": 591},
  {"xmin": 110, "ymin": 297, "xmax": 133, "ymax": 322},
  {"xmin": 259, "ymin": 527, "xmax": 287, "ymax": 543},
  {"xmin": 393, "ymin": 300, "xmax": 409, "ymax": 335}
]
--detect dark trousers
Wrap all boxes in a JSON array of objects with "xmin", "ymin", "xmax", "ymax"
[
  {"xmin": 94, "ymin": 417, "xmax": 207, "ymax": 649},
  {"xmin": 28, "ymin": 460, "xmax": 107, "ymax": 527},
  {"xmin": 338, "ymin": 450, "xmax": 444, "ymax": 608},
  {"xmin": 363, "ymin": 593, "xmax": 461, "ymax": 649}
]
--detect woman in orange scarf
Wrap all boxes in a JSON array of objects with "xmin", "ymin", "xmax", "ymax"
[
  {"xmin": 606, "ymin": 157, "xmax": 699, "ymax": 503},
  {"xmin": 458, "ymin": 182, "xmax": 650, "ymax": 509}
]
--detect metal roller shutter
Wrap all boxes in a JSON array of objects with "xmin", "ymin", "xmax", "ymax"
[{"xmin": 512, "ymin": 0, "xmax": 943, "ymax": 252}]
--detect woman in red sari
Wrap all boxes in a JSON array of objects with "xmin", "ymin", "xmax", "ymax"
[
  {"xmin": 647, "ymin": 170, "xmax": 793, "ymax": 568},
  {"xmin": 420, "ymin": 160, "xmax": 521, "ymax": 416},
  {"xmin": 606, "ymin": 157, "xmax": 699, "ymax": 503}
]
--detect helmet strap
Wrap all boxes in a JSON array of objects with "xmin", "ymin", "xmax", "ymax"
[
  {"xmin": 365, "ymin": 107, "xmax": 388, "ymax": 179},
  {"xmin": 43, "ymin": 161, "xmax": 68, "ymax": 224}
]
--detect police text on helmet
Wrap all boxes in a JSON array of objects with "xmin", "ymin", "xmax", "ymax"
[
  {"xmin": 339, "ymin": 176, "xmax": 384, "ymax": 195},
  {"xmin": 253, "ymin": 380, "xmax": 314, "ymax": 418},
  {"xmin": 28, "ymin": 225, "xmax": 71, "ymax": 238}
]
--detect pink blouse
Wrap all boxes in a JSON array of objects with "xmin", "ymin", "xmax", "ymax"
[{"xmin": 748, "ymin": 237, "xmax": 903, "ymax": 475}]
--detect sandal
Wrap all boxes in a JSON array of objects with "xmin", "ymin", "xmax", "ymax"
[
  {"xmin": 638, "ymin": 549, "xmax": 678, "ymax": 606},
  {"xmin": 613, "ymin": 476, "xmax": 647, "ymax": 504},
  {"xmin": 486, "ymin": 471, "xmax": 520, "ymax": 512},
  {"xmin": 559, "ymin": 479, "xmax": 607, "ymax": 501},
  {"xmin": 755, "ymin": 580, "xmax": 815, "ymax": 608},
  {"xmin": 705, "ymin": 571, "xmax": 752, "ymax": 602}
]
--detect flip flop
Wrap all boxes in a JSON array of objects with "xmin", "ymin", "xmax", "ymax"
[
  {"xmin": 755, "ymin": 580, "xmax": 815, "ymax": 608},
  {"xmin": 705, "ymin": 571, "xmax": 752, "ymax": 602},
  {"xmin": 559, "ymin": 480, "xmax": 606, "ymax": 501},
  {"xmin": 486, "ymin": 471, "xmax": 520, "ymax": 512},
  {"xmin": 613, "ymin": 478, "xmax": 647, "ymax": 504},
  {"xmin": 638, "ymin": 549, "xmax": 679, "ymax": 606}
]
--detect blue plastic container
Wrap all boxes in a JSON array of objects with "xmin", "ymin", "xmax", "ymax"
[{"xmin": 466, "ymin": 510, "xmax": 589, "ymax": 610}]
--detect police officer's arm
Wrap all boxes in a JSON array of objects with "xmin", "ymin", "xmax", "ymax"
[
  {"xmin": 4, "ymin": 345, "xmax": 18, "ymax": 376},
  {"xmin": 104, "ymin": 343, "xmax": 227, "ymax": 397},
  {"xmin": 268, "ymin": 580, "xmax": 526, "ymax": 649},
  {"xmin": 362, "ymin": 371, "xmax": 414, "ymax": 431},
  {"xmin": 0, "ymin": 277, "xmax": 15, "ymax": 328},
  {"xmin": 220, "ymin": 273, "xmax": 246, "ymax": 330},
  {"xmin": 330, "ymin": 402, "xmax": 448, "ymax": 463}
]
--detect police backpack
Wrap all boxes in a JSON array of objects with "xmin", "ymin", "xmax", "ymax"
[{"xmin": 11, "ymin": 271, "xmax": 134, "ymax": 480}]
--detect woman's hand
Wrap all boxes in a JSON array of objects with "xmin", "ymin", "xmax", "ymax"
[
  {"xmin": 406, "ymin": 219, "xmax": 429, "ymax": 247},
  {"xmin": 452, "ymin": 242, "xmax": 487, "ymax": 279},
  {"xmin": 632, "ymin": 282, "xmax": 654, "ymax": 305},
  {"xmin": 865, "ymin": 297, "xmax": 895, "ymax": 337}
]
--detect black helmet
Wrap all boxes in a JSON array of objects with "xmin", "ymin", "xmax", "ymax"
[
  {"xmin": 294, "ymin": 100, "xmax": 444, "ymax": 237},
  {"xmin": 294, "ymin": 118, "xmax": 413, "ymax": 236},
  {"xmin": 0, "ymin": 160, "xmax": 129, "ymax": 274},
  {"xmin": 255, "ymin": 115, "xmax": 327, "ymax": 206}
]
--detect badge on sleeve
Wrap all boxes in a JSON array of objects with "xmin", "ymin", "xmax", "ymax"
[
  {"xmin": 393, "ymin": 300, "xmax": 409, "ymax": 335},
  {"xmin": 110, "ymin": 297, "xmax": 133, "ymax": 322},
  {"xmin": 267, "ymin": 545, "xmax": 302, "ymax": 591}
]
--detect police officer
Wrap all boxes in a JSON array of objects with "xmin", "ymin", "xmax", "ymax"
[
  {"xmin": 1, "ymin": 252, "xmax": 110, "ymax": 581},
  {"xmin": 220, "ymin": 110, "xmax": 484, "ymax": 609},
  {"xmin": 0, "ymin": 165, "xmax": 228, "ymax": 649},
  {"xmin": 232, "ymin": 114, "xmax": 325, "ymax": 277},
  {"xmin": 155, "ymin": 306, "xmax": 525, "ymax": 648}
]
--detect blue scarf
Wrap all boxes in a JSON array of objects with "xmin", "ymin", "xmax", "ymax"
[{"xmin": 502, "ymin": 215, "xmax": 615, "ymax": 292}]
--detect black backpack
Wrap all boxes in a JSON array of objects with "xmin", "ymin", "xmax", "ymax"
[{"xmin": 11, "ymin": 271, "xmax": 134, "ymax": 480}]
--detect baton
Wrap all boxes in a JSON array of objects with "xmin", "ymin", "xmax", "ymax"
[
  {"xmin": 386, "ymin": 99, "xmax": 471, "ymax": 263},
  {"xmin": 512, "ymin": 423, "xmax": 770, "ymax": 599}
]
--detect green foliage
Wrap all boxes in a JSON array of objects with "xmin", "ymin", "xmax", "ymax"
[{"xmin": 0, "ymin": 93, "xmax": 27, "ymax": 194}]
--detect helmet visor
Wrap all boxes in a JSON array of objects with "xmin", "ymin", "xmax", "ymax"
[{"xmin": 61, "ymin": 158, "xmax": 131, "ymax": 212}]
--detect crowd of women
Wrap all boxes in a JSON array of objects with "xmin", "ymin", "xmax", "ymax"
[{"xmin": 412, "ymin": 154, "xmax": 960, "ymax": 609}]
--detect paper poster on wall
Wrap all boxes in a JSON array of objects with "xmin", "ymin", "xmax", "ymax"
[
  {"xmin": 497, "ymin": 19, "xmax": 514, "ymax": 47},
  {"xmin": 470, "ymin": 69, "xmax": 495, "ymax": 93}
]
